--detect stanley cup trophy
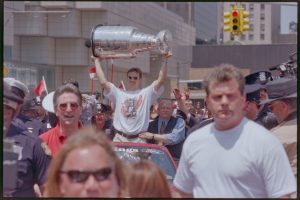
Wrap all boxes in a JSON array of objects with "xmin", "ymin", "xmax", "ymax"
[{"xmin": 86, "ymin": 25, "xmax": 172, "ymax": 59}]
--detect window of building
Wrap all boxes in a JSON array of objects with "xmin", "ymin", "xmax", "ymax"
[
  {"xmin": 249, "ymin": 34, "xmax": 254, "ymax": 40},
  {"xmin": 250, "ymin": 13, "xmax": 254, "ymax": 19},
  {"xmin": 260, "ymin": 4, "xmax": 265, "ymax": 10},
  {"xmin": 260, "ymin": 13, "xmax": 265, "ymax": 20},
  {"xmin": 241, "ymin": 4, "xmax": 246, "ymax": 10},
  {"xmin": 260, "ymin": 34, "xmax": 265, "ymax": 40},
  {"xmin": 187, "ymin": 82, "xmax": 204, "ymax": 90},
  {"xmin": 250, "ymin": 24, "xmax": 254, "ymax": 31},
  {"xmin": 4, "ymin": 46, "xmax": 12, "ymax": 60},
  {"xmin": 3, "ymin": 61, "xmax": 56, "ymax": 91},
  {"xmin": 249, "ymin": 4, "xmax": 254, "ymax": 10},
  {"xmin": 260, "ymin": 24, "xmax": 265, "ymax": 31},
  {"xmin": 240, "ymin": 34, "xmax": 246, "ymax": 40}
]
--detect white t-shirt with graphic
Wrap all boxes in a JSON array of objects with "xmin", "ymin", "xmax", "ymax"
[{"xmin": 104, "ymin": 82, "xmax": 163, "ymax": 134}]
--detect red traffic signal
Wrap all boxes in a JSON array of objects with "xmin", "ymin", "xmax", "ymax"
[
  {"xmin": 231, "ymin": 9, "xmax": 240, "ymax": 32},
  {"xmin": 232, "ymin": 10, "xmax": 238, "ymax": 17}
]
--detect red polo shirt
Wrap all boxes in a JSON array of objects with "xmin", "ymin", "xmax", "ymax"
[{"xmin": 39, "ymin": 122, "xmax": 83, "ymax": 157}]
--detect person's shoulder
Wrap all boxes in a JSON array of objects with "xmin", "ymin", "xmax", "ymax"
[
  {"xmin": 17, "ymin": 114, "xmax": 31, "ymax": 122},
  {"xmin": 187, "ymin": 118, "xmax": 214, "ymax": 136},
  {"xmin": 245, "ymin": 118, "xmax": 270, "ymax": 133},
  {"xmin": 175, "ymin": 116, "xmax": 185, "ymax": 123},
  {"xmin": 39, "ymin": 126, "xmax": 57, "ymax": 139},
  {"xmin": 185, "ymin": 122, "xmax": 213, "ymax": 143},
  {"xmin": 149, "ymin": 117, "xmax": 159, "ymax": 125},
  {"xmin": 245, "ymin": 119, "xmax": 282, "ymax": 144},
  {"xmin": 22, "ymin": 130, "xmax": 45, "ymax": 144},
  {"xmin": 148, "ymin": 80, "xmax": 163, "ymax": 90}
]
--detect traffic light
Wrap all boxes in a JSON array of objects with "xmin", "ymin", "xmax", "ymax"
[
  {"xmin": 231, "ymin": 9, "xmax": 240, "ymax": 34},
  {"xmin": 223, "ymin": 11, "xmax": 231, "ymax": 32},
  {"xmin": 240, "ymin": 10, "xmax": 250, "ymax": 32},
  {"xmin": 223, "ymin": 6, "xmax": 250, "ymax": 35}
]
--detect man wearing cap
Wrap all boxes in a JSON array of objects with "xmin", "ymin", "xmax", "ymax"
[
  {"xmin": 3, "ymin": 80, "xmax": 24, "ymax": 135},
  {"xmin": 261, "ymin": 78, "xmax": 297, "ymax": 179},
  {"xmin": 93, "ymin": 52, "xmax": 172, "ymax": 143},
  {"xmin": 244, "ymin": 84, "xmax": 278, "ymax": 130},
  {"xmin": 16, "ymin": 97, "xmax": 48, "ymax": 136},
  {"xmin": 3, "ymin": 79, "xmax": 52, "ymax": 197}
]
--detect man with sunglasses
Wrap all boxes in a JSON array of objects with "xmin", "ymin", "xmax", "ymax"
[
  {"xmin": 244, "ymin": 84, "xmax": 278, "ymax": 130},
  {"xmin": 40, "ymin": 83, "xmax": 83, "ymax": 156},
  {"xmin": 93, "ymin": 52, "xmax": 172, "ymax": 143},
  {"xmin": 260, "ymin": 78, "xmax": 297, "ymax": 185}
]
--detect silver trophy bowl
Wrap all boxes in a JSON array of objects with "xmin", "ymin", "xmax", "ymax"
[{"xmin": 89, "ymin": 25, "xmax": 172, "ymax": 59}]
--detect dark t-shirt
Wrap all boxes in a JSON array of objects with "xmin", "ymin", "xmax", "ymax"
[{"xmin": 6, "ymin": 123, "xmax": 52, "ymax": 197}]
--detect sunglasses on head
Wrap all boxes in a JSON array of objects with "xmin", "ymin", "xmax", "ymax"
[
  {"xmin": 60, "ymin": 167, "xmax": 112, "ymax": 183},
  {"xmin": 128, "ymin": 76, "xmax": 138, "ymax": 80},
  {"xmin": 58, "ymin": 103, "xmax": 79, "ymax": 111}
]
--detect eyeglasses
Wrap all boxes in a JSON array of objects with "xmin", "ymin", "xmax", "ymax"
[
  {"xmin": 58, "ymin": 103, "xmax": 79, "ymax": 111},
  {"xmin": 268, "ymin": 101, "xmax": 281, "ymax": 112},
  {"xmin": 128, "ymin": 76, "xmax": 138, "ymax": 80},
  {"xmin": 60, "ymin": 167, "xmax": 112, "ymax": 183}
]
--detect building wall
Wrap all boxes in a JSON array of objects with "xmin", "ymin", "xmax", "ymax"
[
  {"xmin": 5, "ymin": 1, "xmax": 195, "ymax": 95},
  {"xmin": 192, "ymin": 44, "xmax": 297, "ymax": 72},
  {"xmin": 271, "ymin": 4, "xmax": 297, "ymax": 44},
  {"xmin": 194, "ymin": 2, "xmax": 220, "ymax": 42}
]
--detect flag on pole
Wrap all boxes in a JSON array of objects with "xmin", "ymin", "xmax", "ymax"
[
  {"xmin": 118, "ymin": 80, "xmax": 126, "ymax": 91},
  {"xmin": 88, "ymin": 66, "xmax": 96, "ymax": 79},
  {"xmin": 34, "ymin": 76, "xmax": 48, "ymax": 96}
]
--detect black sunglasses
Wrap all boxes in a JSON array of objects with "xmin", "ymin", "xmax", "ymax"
[
  {"xmin": 128, "ymin": 76, "xmax": 138, "ymax": 80},
  {"xmin": 60, "ymin": 167, "xmax": 112, "ymax": 183}
]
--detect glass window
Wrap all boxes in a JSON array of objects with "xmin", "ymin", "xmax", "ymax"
[
  {"xmin": 4, "ymin": 46, "xmax": 12, "ymax": 60},
  {"xmin": 250, "ymin": 24, "xmax": 254, "ymax": 31},
  {"xmin": 249, "ymin": 34, "xmax": 254, "ymax": 40},
  {"xmin": 260, "ymin": 24, "xmax": 265, "ymax": 31},
  {"xmin": 3, "ymin": 61, "xmax": 55, "ymax": 92},
  {"xmin": 241, "ymin": 34, "xmax": 246, "ymax": 40},
  {"xmin": 249, "ymin": 4, "xmax": 254, "ymax": 10},
  {"xmin": 260, "ymin": 13, "xmax": 265, "ymax": 20},
  {"xmin": 260, "ymin": 34, "xmax": 265, "ymax": 40},
  {"xmin": 260, "ymin": 4, "xmax": 265, "ymax": 10}
]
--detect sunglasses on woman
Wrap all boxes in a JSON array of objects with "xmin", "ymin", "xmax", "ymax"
[{"xmin": 60, "ymin": 167, "xmax": 112, "ymax": 183}]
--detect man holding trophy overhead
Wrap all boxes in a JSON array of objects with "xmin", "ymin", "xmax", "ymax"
[{"xmin": 90, "ymin": 25, "xmax": 172, "ymax": 143}]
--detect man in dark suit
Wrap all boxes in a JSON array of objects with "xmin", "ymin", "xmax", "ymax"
[{"xmin": 139, "ymin": 98, "xmax": 186, "ymax": 161}]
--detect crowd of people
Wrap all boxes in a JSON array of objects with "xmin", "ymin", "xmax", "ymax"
[{"xmin": 3, "ymin": 54, "xmax": 297, "ymax": 197}]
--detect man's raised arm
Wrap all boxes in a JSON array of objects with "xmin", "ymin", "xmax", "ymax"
[
  {"xmin": 93, "ymin": 56, "xmax": 111, "ymax": 92},
  {"xmin": 154, "ymin": 52, "xmax": 172, "ymax": 91}
]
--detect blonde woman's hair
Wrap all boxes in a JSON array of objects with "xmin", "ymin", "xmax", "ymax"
[{"xmin": 44, "ymin": 126, "xmax": 128, "ymax": 197}]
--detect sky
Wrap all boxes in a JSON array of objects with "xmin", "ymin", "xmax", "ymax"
[{"xmin": 281, "ymin": 5, "xmax": 297, "ymax": 34}]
